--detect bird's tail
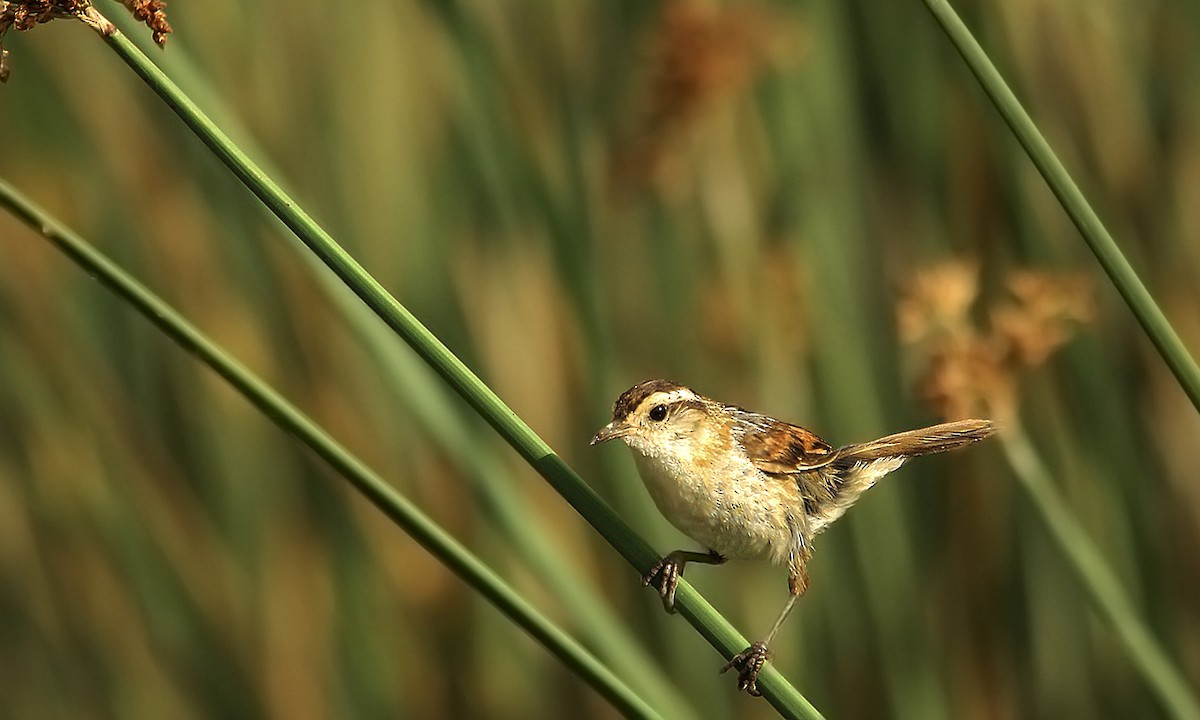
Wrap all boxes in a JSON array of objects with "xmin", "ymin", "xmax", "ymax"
[
  {"xmin": 835, "ymin": 419, "xmax": 996, "ymax": 463},
  {"xmin": 802, "ymin": 419, "xmax": 994, "ymax": 536}
]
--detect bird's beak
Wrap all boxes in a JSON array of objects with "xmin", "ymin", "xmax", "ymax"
[{"xmin": 590, "ymin": 421, "xmax": 631, "ymax": 446}]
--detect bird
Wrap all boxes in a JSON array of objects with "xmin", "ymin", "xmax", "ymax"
[{"xmin": 591, "ymin": 379, "xmax": 995, "ymax": 695}]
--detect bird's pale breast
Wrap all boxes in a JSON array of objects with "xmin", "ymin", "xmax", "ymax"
[{"xmin": 632, "ymin": 448, "xmax": 800, "ymax": 565}]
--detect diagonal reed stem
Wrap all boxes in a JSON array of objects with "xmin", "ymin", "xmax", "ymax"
[
  {"xmin": 922, "ymin": 0, "xmax": 1200, "ymax": 415},
  {"xmin": 96, "ymin": 10, "xmax": 696, "ymax": 712},
  {"xmin": 1001, "ymin": 426, "xmax": 1200, "ymax": 720},
  {"xmin": 67, "ymin": 10, "xmax": 824, "ymax": 718},
  {"xmin": 0, "ymin": 175, "xmax": 663, "ymax": 720},
  {"xmin": 922, "ymin": 4, "xmax": 1200, "ymax": 717}
]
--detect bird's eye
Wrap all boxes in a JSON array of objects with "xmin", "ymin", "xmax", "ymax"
[{"xmin": 649, "ymin": 404, "xmax": 668, "ymax": 422}]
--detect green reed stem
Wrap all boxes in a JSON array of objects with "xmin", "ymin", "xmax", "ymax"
[
  {"xmin": 1002, "ymin": 425, "xmax": 1200, "ymax": 720},
  {"xmin": 78, "ymin": 14, "xmax": 822, "ymax": 718},
  {"xmin": 922, "ymin": 5, "xmax": 1200, "ymax": 714},
  {"xmin": 98, "ymin": 11, "xmax": 695, "ymax": 713},
  {"xmin": 922, "ymin": 0, "xmax": 1200, "ymax": 415},
  {"xmin": 0, "ymin": 175, "xmax": 663, "ymax": 720}
]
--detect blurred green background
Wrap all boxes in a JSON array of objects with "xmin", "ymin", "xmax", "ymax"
[{"xmin": 2, "ymin": 0, "xmax": 1199, "ymax": 718}]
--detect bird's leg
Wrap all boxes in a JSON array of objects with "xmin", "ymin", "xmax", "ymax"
[
  {"xmin": 642, "ymin": 549, "xmax": 725, "ymax": 613},
  {"xmin": 722, "ymin": 567, "xmax": 808, "ymax": 696}
]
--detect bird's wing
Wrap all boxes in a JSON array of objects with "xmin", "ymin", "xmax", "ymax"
[{"xmin": 737, "ymin": 415, "xmax": 837, "ymax": 474}]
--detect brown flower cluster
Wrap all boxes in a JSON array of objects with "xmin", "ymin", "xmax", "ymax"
[
  {"xmin": 1, "ymin": 0, "xmax": 170, "ymax": 81},
  {"xmin": 119, "ymin": 0, "xmax": 170, "ymax": 46},
  {"xmin": 897, "ymin": 261, "xmax": 1093, "ymax": 422},
  {"xmin": 1, "ymin": 0, "xmax": 82, "ymax": 80},
  {"xmin": 1, "ymin": 0, "xmax": 86, "ymax": 29}
]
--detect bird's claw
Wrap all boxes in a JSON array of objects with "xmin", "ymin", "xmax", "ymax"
[
  {"xmin": 721, "ymin": 641, "xmax": 772, "ymax": 696},
  {"xmin": 642, "ymin": 556, "xmax": 682, "ymax": 613}
]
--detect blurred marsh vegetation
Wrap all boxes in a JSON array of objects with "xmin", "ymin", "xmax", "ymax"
[{"xmin": 2, "ymin": 0, "xmax": 1199, "ymax": 718}]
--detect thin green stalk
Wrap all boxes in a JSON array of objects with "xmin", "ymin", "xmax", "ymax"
[
  {"xmin": 0, "ymin": 175, "xmax": 662, "ymax": 720},
  {"xmin": 1001, "ymin": 425, "xmax": 1200, "ymax": 720},
  {"xmin": 922, "ymin": 0, "xmax": 1200, "ymax": 414},
  {"xmin": 74, "ymin": 11, "xmax": 822, "ymax": 717},
  {"xmin": 923, "ymin": 5, "xmax": 1200, "ymax": 714},
  {"xmin": 99, "ymin": 12, "xmax": 697, "ymax": 714}
]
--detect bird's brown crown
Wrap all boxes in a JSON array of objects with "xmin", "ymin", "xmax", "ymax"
[{"xmin": 610, "ymin": 379, "xmax": 690, "ymax": 422}]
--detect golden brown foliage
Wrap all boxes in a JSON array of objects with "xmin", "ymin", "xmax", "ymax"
[{"xmin": 898, "ymin": 261, "xmax": 1093, "ymax": 421}]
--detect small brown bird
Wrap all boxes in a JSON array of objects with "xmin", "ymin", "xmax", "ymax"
[{"xmin": 592, "ymin": 379, "xmax": 994, "ymax": 695}]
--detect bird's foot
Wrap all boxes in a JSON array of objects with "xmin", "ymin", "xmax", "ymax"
[
  {"xmin": 720, "ymin": 641, "xmax": 772, "ymax": 696},
  {"xmin": 641, "ymin": 554, "xmax": 683, "ymax": 613}
]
